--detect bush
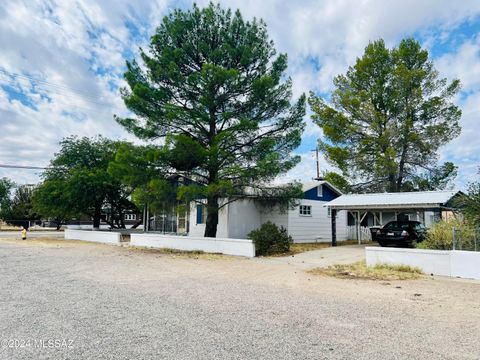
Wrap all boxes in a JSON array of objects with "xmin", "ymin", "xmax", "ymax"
[
  {"xmin": 248, "ymin": 221, "xmax": 293, "ymax": 256},
  {"xmin": 417, "ymin": 219, "xmax": 476, "ymax": 250}
]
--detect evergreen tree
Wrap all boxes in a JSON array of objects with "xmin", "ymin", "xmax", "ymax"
[
  {"xmin": 309, "ymin": 38, "xmax": 461, "ymax": 192},
  {"xmin": 117, "ymin": 3, "xmax": 305, "ymax": 237}
]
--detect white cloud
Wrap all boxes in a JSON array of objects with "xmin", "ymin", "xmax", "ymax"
[
  {"xmin": 277, "ymin": 151, "xmax": 335, "ymax": 184},
  {"xmin": 0, "ymin": 0, "xmax": 170, "ymax": 184},
  {"xmin": 0, "ymin": 0, "xmax": 479, "ymax": 189}
]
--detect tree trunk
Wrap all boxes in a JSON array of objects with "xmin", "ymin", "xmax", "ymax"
[
  {"xmin": 93, "ymin": 205, "xmax": 102, "ymax": 229},
  {"xmin": 131, "ymin": 218, "xmax": 143, "ymax": 229},
  {"xmin": 388, "ymin": 173, "xmax": 397, "ymax": 192},
  {"xmin": 204, "ymin": 196, "xmax": 219, "ymax": 237},
  {"xmin": 55, "ymin": 219, "xmax": 62, "ymax": 231}
]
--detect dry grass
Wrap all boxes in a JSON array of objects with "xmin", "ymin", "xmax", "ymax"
[
  {"xmin": 284, "ymin": 242, "xmax": 331, "ymax": 255},
  {"xmin": 308, "ymin": 261, "xmax": 423, "ymax": 281},
  {"xmin": 127, "ymin": 246, "xmax": 230, "ymax": 260},
  {"xmin": 0, "ymin": 236, "xmax": 230, "ymax": 260}
]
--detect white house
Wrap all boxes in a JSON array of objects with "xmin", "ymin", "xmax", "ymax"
[{"xmin": 188, "ymin": 180, "xmax": 348, "ymax": 243}]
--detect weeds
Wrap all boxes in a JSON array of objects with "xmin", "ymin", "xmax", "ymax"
[{"xmin": 308, "ymin": 261, "xmax": 423, "ymax": 280}]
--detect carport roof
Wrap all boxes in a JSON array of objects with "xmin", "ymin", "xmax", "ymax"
[{"xmin": 326, "ymin": 190, "xmax": 461, "ymax": 210}]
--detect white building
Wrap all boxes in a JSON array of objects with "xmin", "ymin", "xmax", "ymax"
[{"xmin": 188, "ymin": 180, "xmax": 348, "ymax": 243}]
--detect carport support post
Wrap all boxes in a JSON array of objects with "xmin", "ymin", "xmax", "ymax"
[
  {"xmin": 357, "ymin": 211, "xmax": 361, "ymax": 245},
  {"xmin": 331, "ymin": 209, "xmax": 337, "ymax": 247}
]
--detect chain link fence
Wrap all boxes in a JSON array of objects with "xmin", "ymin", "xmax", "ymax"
[{"xmin": 452, "ymin": 227, "xmax": 480, "ymax": 251}]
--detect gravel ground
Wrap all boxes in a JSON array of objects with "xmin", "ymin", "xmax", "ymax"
[{"xmin": 0, "ymin": 238, "xmax": 479, "ymax": 360}]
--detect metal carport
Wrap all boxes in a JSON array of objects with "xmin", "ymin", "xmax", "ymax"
[{"xmin": 327, "ymin": 190, "xmax": 462, "ymax": 246}]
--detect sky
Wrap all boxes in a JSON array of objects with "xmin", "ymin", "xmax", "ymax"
[{"xmin": 0, "ymin": 0, "xmax": 479, "ymax": 189}]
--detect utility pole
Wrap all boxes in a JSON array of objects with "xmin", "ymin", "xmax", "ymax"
[{"xmin": 311, "ymin": 147, "xmax": 322, "ymax": 180}]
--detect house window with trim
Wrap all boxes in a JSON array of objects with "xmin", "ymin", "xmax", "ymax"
[
  {"xmin": 196, "ymin": 204, "xmax": 207, "ymax": 224},
  {"xmin": 125, "ymin": 213, "xmax": 136, "ymax": 221},
  {"xmin": 299, "ymin": 205, "xmax": 312, "ymax": 216},
  {"xmin": 317, "ymin": 185, "xmax": 323, "ymax": 197}
]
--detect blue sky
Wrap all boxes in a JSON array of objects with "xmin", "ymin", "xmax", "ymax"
[{"xmin": 0, "ymin": 0, "xmax": 479, "ymax": 189}]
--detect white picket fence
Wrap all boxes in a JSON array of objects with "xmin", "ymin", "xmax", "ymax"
[{"xmin": 347, "ymin": 226, "xmax": 372, "ymax": 241}]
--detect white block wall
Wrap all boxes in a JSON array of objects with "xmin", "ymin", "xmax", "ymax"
[
  {"xmin": 131, "ymin": 233, "xmax": 256, "ymax": 257},
  {"xmin": 64, "ymin": 229, "xmax": 122, "ymax": 245},
  {"xmin": 366, "ymin": 247, "xmax": 480, "ymax": 280},
  {"xmin": 450, "ymin": 251, "xmax": 480, "ymax": 279}
]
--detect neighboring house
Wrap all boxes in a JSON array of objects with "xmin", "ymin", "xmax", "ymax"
[{"xmin": 188, "ymin": 180, "xmax": 348, "ymax": 243}]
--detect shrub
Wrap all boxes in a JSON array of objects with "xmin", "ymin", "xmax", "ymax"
[
  {"xmin": 248, "ymin": 221, "xmax": 293, "ymax": 256},
  {"xmin": 417, "ymin": 219, "xmax": 476, "ymax": 250}
]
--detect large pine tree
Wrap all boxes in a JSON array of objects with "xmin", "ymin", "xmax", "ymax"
[
  {"xmin": 309, "ymin": 39, "xmax": 461, "ymax": 192},
  {"xmin": 116, "ymin": 3, "xmax": 305, "ymax": 237}
]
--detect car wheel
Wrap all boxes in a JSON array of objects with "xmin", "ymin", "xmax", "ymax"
[{"xmin": 378, "ymin": 240, "xmax": 387, "ymax": 247}]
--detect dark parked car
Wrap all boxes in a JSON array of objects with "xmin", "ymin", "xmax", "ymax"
[{"xmin": 372, "ymin": 221, "xmax": 427, "ymax": 247}]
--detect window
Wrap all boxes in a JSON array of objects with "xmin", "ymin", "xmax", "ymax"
[
  {"xmin": 177, "ymin": 213, "xmax": 187, "ymax": 232},
  {"xmin": 196, "ymin": 204, "xmax": 207, "ymax": 224},
  {"xmin": 413, "ymin": 222, "xmax": 426, "ymax": 231},
  {"xmin": 125, "ymin": 214, "xmax": 136, "ymax": 221},
  {"xmin": 327, "ymin": 207, "xmax": 331, "ymax": 218},
  {"xmin": 317, "ymin": 185, "xmax": 323, "ymax": 197},
  {"xmin": 299, "ymin": 205, "xmax": 312, "ymax": 216}
]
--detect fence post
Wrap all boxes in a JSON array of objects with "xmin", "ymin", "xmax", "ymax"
[
  {"xmin": 452, "ymin": 227, "xmax": 456, "ymax": 251},
  {"xmin": 475, "ymin": 228, "xmax": 478, "ymax": 252}
]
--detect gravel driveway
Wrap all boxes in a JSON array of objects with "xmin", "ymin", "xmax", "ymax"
[{"xmin": 0, "ymin": 238, "xmax": 479, "ymax": 360}]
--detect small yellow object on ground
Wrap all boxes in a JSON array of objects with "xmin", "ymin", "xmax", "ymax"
[{"xmin": 21, "ymin": 228, "xmax": 27, "ymax": 240}]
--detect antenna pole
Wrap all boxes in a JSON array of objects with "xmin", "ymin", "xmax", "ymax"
[{"xmin": 311, "ymin": 147, "xmax": 321, "ymax": 180}]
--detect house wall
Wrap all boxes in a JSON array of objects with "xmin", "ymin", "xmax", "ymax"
[
  {"xmin": 303, "ymin": 184, "xmax": 338, "ymax": 202},
  {"xmin": 188, "ymin": 200, "xmax": 229, "ymax": 238},
  {"xmin": 186, "ymin": 182, "xmax": 346, "ymax": 243},
  {"xmin": 227, "ymin": 199, "xmax": 262, "ymax": 239},
  {"xmin": 286, "ymin": 200, "xmax": 348, "ymax": 243},
  {"xmin": 259, "ymin": 205, "xmax": 289, "ymax": 230}
]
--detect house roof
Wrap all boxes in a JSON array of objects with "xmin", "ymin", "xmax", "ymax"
[
  {"xmin": 302, "ymin": 180, "xmax": 343, "ymax": 195},
  {"xmin": 326, "ymin": 190, "xmax": 460, "ymax": 210},
  {"xmin": 241, "ymin": 180, "xmax": 342, "ymax": 197}
]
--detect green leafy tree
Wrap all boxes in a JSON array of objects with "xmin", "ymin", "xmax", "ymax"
[
  {"xmin": 322, "ymin": 171, "xmax": 351, "ymax": 193},
  {"xmin": 42, "ymin": 136, "xmax": 138, "ymax": 229},
  {"xmin": 454, "ymin": 168, "xmax": 480, "ymax": 226},
  {"xmin": 403, "ymin": 162, "xmax": 457, "ymax": 191},
  {"xmin": 116, "ymin": 3, "xmax": 305, "ymax": 237},
  {"xmin": 108, "ymin": 143, "xmax": 175, "ymax": 216},
  {"xmin": 0, "ymin": 178, "xmax": 14, "ymax": 218},
  {"xmin": 309, "ymin": 38, "xmax": 461, "ymax": 192},
  {"xmin": 0, "ymin": 184, "xmax": 39, "ymax": 228},
  {"xmin": 32, "ymin": 179, "xmax": 74, "ymax": 230}
]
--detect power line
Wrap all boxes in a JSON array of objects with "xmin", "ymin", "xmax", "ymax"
[
  {"xmin": 0, "ymin": 68, "xmax": 113, "ymax": 102},
  {"xmin": 0, "ymin": 74, "xmax": 115, "ymax": 109},
  {"xmin": 0, "ymin": 164, "xmax": 50, "ymax": 170}
]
